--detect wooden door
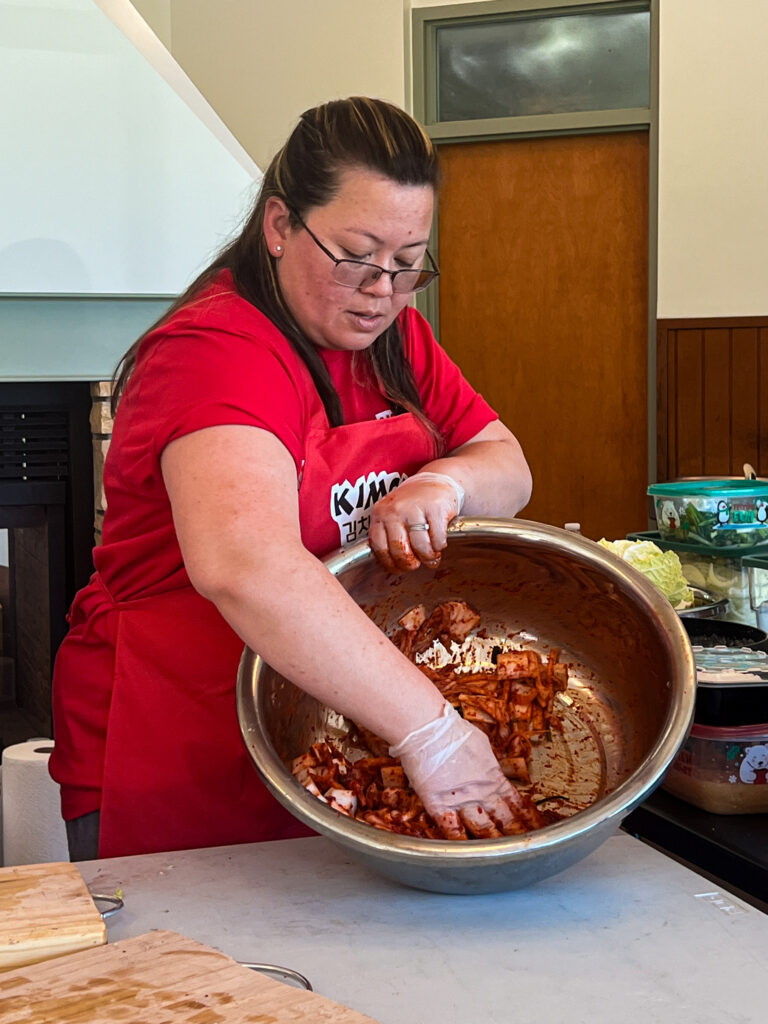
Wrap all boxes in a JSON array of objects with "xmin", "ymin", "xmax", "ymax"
[{"xmin": 437, "ymin": 131, "xmax": 649, "ymax": 540}]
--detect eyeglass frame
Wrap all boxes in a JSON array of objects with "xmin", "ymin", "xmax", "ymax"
[{"xmin": 285, "ymin": 205, "xmax": 440, "ymax": 294}]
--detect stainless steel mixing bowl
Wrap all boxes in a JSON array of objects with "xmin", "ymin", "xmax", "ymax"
[{"xmin": 237, "ymin": 518, "xmax": 696, "ymax": 894}]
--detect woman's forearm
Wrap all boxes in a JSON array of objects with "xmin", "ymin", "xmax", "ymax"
[
  {"xmin": 201, "ymin": 545, "xmax": 446, "ymax": 746},
  {"xmin": 163, "ymin": 425, "xmax": 447, "ymax": 745},
  {"xmin": 419, "ymin": 421, "xmax": 532, "ymax": 517}
]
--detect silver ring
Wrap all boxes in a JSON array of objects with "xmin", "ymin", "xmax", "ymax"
[{"xmin": 407, "ymin": 522, "xmax": 430, "ymax": 532}]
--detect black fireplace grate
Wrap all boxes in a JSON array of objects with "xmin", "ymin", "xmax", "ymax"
[
  {"xmin": 0, "ymin": 383, "xmax": 95, "ymax": 740},
  {"xmin": 0, "ymin": 410, "xmax": 70, "ymax": 481}
]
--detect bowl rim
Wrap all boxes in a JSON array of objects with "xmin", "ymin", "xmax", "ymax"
[{"xmin": 237, "ymin": 517, "xmax": 696, "ymax": 862}]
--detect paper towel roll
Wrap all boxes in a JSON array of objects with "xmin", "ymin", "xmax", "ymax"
[{"xmin": 1, "ymin": 740, "xmax": 69, "ymax": 866}]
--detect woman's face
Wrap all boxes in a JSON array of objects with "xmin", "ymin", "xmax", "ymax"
[{"xmin": 264, "ymin": 167, "xmax": 435, "ymax": 352}]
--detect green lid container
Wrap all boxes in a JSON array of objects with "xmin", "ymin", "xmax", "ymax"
[
  {"xmin": 648, "ymin": 479, "xmax": 768, "ymax": 499},
  {"xmin": 627, "ymin": 530, "xmax": 768, "ymax": 558},
  {"xmin": 647, "ymin": 479, "xmax": 768, "ymax": 550}
]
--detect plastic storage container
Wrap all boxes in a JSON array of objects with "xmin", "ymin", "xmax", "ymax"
[
  {"xmin": 663, "ymin": 721, "xmax": 768, "ymax": 814},
  {"xmin": 662, "ymin": 648, "xmax": 768, "ymax": 813},
  {"xmin": 743, "ymin": 554, "xmax": 768, "ymax": 632},
  {"xmin": 681, "ymin": 617, "xmax": 768, "ymax": 654},
  {"xmin": 628, "ymin": 531, "xmax": 768, "ymax": 624},
  {"xmin": 686, "ymin": 647, "xmax": 768, "ymax": 725},
  {"xmin": 648, "ymin": 479, "xmax": 768, "ymax": 549}
]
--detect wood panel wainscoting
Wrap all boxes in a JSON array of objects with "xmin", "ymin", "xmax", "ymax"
[{"xmin": 657, "ymin": 316, "xmax": 768, "ymax": 481}]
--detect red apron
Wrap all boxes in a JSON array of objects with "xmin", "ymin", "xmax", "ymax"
[{"xmin": 53, "ymin": 389, "xmax": 436, "ymax": 859}]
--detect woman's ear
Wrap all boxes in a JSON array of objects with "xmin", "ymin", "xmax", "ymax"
[{"xmin": 263, "ymin": 196, "xmax": 292, "ymax": 256}]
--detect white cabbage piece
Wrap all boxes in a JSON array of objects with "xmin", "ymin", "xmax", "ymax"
[{"xmin": 599, "ymin": 538, "xmax": 694, "ymax": 609}]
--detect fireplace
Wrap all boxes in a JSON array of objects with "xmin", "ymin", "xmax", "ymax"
[{"xmin": 0, "ymin": 383, "xmax": 95, "ymax": 744}]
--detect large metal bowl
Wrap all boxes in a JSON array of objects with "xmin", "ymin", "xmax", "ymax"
[{"xmin": 237, "ymin": 518, "xmax": 696, "ymax": 894}]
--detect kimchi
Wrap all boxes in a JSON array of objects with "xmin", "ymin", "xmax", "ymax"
[{"xmin": 291, "ymin": 601, "xmax": 568, "ymax": 840}]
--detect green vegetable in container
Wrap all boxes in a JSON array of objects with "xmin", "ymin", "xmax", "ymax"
[
  {"xmin": 651, "ymin": 480, "xmax": 768, "ymax": 542},
  {"xmin": 598, "ymin": 538, "xmax": 694, "ymax": 609}
]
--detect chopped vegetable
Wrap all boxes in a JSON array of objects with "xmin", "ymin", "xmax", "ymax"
[{"xmin": 598, "ymin": 538, "xmax": 694, "ymax": 609}]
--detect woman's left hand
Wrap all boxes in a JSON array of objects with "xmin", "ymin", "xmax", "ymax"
[{"xmin": 368, "ymin": 472, "xmax": 462, "ymax": 572}]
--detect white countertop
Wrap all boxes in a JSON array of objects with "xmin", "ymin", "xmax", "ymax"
[{"xmin": 79, "ymin": 832, "xmax": 765, "ymax": 1024}]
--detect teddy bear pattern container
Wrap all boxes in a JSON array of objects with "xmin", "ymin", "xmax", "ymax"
[{"xmin": 662, "ymin": 648, "xmax": 768, "ymax": 814}]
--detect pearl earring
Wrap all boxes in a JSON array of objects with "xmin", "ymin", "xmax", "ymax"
[{"xmin": 275, "ymin": 245, "xmax": 283, "ymax": 253}]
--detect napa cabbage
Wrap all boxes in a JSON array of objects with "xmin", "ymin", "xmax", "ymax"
[{"xmin": 598, "ymin": 539, "xmax": 694, "ymax": 609}]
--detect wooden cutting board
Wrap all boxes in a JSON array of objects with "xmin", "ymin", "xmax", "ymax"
[
  {"xmin": 0, "ymin": 862, "xmax": 106, "ymax": 970},
  {"xmin": 0, "ymin": 929, "xmax": 380, "ymax": 1023}
]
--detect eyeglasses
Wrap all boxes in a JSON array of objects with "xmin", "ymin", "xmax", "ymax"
[{"xmin": 289, "ymin": 208, "xmax": 439, "ymax": 294}]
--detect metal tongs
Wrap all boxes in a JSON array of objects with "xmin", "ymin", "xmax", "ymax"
[
  {"xmin": 90, "ymin": 892, "xmax": 124, "ymax": 919},
  {"xmin": 240, "ymin": 962, "xmax": 313, "ymax": 990}
]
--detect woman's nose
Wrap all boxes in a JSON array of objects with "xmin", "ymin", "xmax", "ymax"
[{"xmin": 360, "ymin": 269, "xmax": 395, "ymax": 297}]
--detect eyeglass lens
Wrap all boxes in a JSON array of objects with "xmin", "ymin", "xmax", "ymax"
[
  {"xmin": 332, "ymin": 261, "xmax": 435, "ymax": 293},
  {"xmin": 287, "ymin": 203, "xmax": 438, "ymax": 293}
]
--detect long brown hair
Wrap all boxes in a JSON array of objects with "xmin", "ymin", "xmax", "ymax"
[{"xmin": 112, "ymin": 97, "xmax": 442, "ymax": 441}]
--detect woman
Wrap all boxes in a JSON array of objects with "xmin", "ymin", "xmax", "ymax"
[{"xmin": 50, "ymin": 97, "xmax": 532, "ymax": 861}]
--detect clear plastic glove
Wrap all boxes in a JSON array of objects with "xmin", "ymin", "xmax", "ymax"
[
  {"xmin": 368, "ymin": 472, "xmax": 464, "ymax": 573},
  {"xmin": 389, "ymin": 701, "xmax": 542, "ymax": 840}
]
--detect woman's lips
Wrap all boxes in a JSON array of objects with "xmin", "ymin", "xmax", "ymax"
[{"xmin": 347, "ymin": 310, "xmax": 386, "ymax": 332}]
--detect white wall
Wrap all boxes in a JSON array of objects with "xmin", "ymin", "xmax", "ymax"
[
  {"xmin": 129, "ymin": 0, "xmax": 408, "ymax": 172},
  {"xmin": 5, "ymin": 0, "xmax": 763, "ymax": 314},
  {"xmin": 129, "ymin": 0, "xmax": 768, "ymax": 322},
  {"xmin": 412, "ymin": 0, "xmax": 768, "ymax": 318},
  {"xmin": 0, "ymin": 0, "xmax": 260, "ymax": 296},
  {"xmin": 657, "ymin": 0, "xmax": 768, "ymax": 317}
]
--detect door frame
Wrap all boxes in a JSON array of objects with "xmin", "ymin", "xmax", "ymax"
[{"xmin": 411, "ymin": 0, "xmax": 659, "ymax": 487}]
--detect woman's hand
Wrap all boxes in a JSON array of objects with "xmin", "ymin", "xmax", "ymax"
[
  {"xmin": 367, "ymin": 420, "xmax": 532, "ymax": 574},
  {"xmin": 368, "ymin": 472, "xmax": 463, "ymax": 572},
  {"xmin": 390, "ymin": 701, "xmax": 541, "ymax": 840}
]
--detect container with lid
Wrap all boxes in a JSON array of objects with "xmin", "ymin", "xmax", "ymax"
[
  {"xmin": 688, "ymin": 647, "xmax": 768, "ymax": 725},
  {"xmin": 680, "ymin": 617, "xmax": 768, "ymax": 656},
  {"xmin": 648, "ymin": 479, "xmax": 768, "ymax": 549},
  {"xmin": 662, "ymin": 721, "xmax": 768, "ymax": 814},
  {"xmin": 662, "ymin": 648, "xmax": 768, "ymax": 814}
]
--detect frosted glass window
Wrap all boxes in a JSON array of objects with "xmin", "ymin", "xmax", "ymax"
[{"xmin": 436, "ymin": 8, "xmax": 650, "ymax": 122}]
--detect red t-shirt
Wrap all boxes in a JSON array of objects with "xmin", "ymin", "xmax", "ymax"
[
  {"xmin": 97, "ymin": 270, "xmax": 497, "ymax": 599},
  {"xmin": 52, "ymin": 271, "xmax": 499, "ymax": 825}
]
